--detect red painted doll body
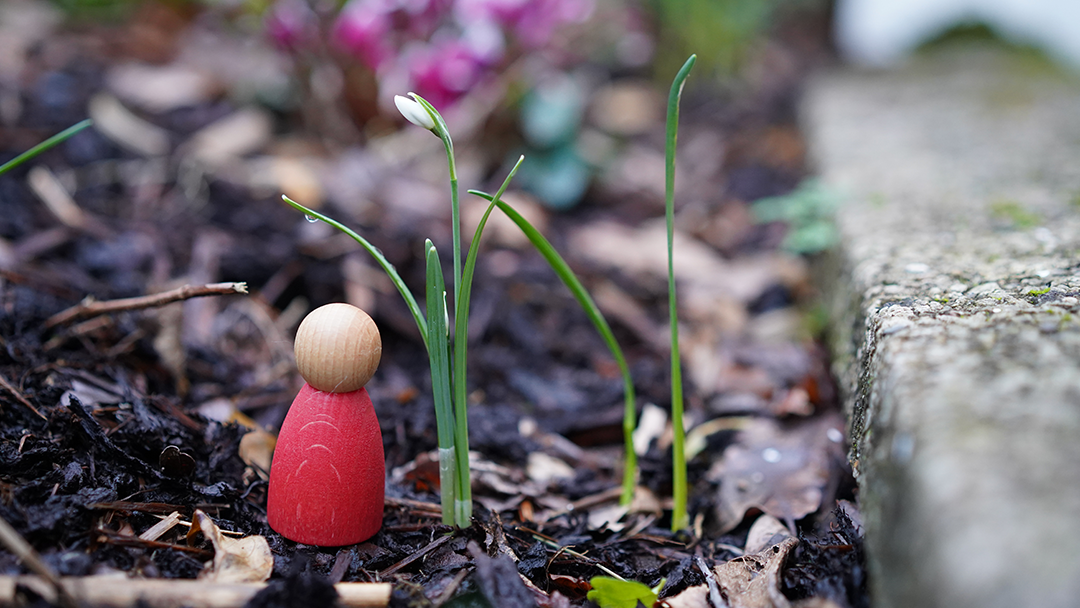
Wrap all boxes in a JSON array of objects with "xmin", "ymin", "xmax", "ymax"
[{"xmin": 267, "ymin": 304, "xmax": 385, "ymax": 546}]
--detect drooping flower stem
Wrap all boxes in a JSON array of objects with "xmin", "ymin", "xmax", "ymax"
[
  {"xmin": 448, "ymin": 155, "xmax": 525, "ymax": 526},
  {"xmin": 667, "ymin": 54, "xmax": 696, "ymax": 533},
  {"xmin": 409, "ymin": 94, "xmax": 474, "ymax": 527}
]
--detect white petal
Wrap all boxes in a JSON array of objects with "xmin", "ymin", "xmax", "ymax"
[{"xmin": 394, "ymin": 94, "xmax": 436, "ymax": 130}]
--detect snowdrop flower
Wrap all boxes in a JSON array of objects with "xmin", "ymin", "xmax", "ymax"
[{"xmin": 394, "ymin": 94, "xmax": 436, "ymax": 130}]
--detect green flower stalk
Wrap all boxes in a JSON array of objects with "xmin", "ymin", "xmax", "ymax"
[{"xmin": 666, "ymin": 55, "xmax": 696, "ymax": 532}]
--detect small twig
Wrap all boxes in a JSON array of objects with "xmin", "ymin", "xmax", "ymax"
[
  {"xmin": 0, "ymin": 372, "xmax": 46, "ymax": 420},
  {"xmin": 95, "ymin": 527, "xmax": 213, "ymax": 559},
  {"xmin": 0, "ymin": 515, "xmax": 75, "ymax": 608},
  {"xmin": 379, "ymin": 533, "xmax": 451, "ymax": 576},
  {"xmin": 529, "ymin": 534, "xmax": 626, "ymax": 581},
  {"xmin": 45, "ymin": 282, "xmax": 249, "ymax": 329}
]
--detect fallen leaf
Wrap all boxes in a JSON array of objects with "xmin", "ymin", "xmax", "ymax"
[
  {"xmin": 107, "ymin": 62, "xmax": 217, "ymax": 112},
  {"xmin": 709, "ymin": 416, "xmax": 843, "ymax": 533},
  {"xmin": 713, "ymin": 537, "xmax": 798, "ymax": 608},
  {"xmin": 744, "ymin": 514, "xmax": 793, "ymax": 555},
  {"xmin": 659, "ymin": 584, "xmax": 708, "ymax": 608},
  {"xmin": 661, "ymin": 538, "xmax": 798, "ymax": 608},
  {"xmin": 183, "ymin": 108, "xmax": 272, "ymax": 166},
  {"xmin": 527, "ymin": 451, "xmax": 576, "ymax": 487},
  {"xmin": 195, "ymin": 510, "xmax": 272, "ymax": 583},
  {"xmin": 89, "ymin": 93, "xmax": 170, "ymax": 156},
  {"xmin": 589, "ymin": 81, "xmax": 662, "ymax": 137}
]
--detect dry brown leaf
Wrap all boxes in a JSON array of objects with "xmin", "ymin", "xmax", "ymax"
[
  {"xmin": 107, "ymin": 63, "xmax": 217, "ymax": 112},
  {"xmin": 660, "ymin": 584, "xmax": 709, "ymax": 608},
  {"xmin": 569, "ymin": 220, "xmax": 792, "ymax": 306},
  {"xmin": 527, "ymin": 451, "xmax": 576, "ymax": 487},
  {"xmin": 661, "ymin": 538, "xmax": 797, "ymax": 608},
  {"xmin": 713, "ymin": 537, "xmax": 798, "ymax": 608},
  {"xmin": 183, "ymin": 108, "xmax": 273, "ymax": 166},
  {"xmin": 709, "ymin": 416, "xmax": 843, "ymax": 533},
  {"xmin": 589, "ymin": 80, "xmax": 662, "ymax": 136},
  {"xmin": 89, "ymin": 93, "xmax": 171, "ymax": 157},
  {"xmin": 744, "ymin": 514, "xmax": 793, "ymax": 555},
  {"xmin": 195, "ymin": 510, "xmax": 272, "ymax": 583}
]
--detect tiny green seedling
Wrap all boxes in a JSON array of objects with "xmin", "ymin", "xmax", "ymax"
[
  {"xmin": 587, "ymin": 576, "xmax": 665, "ymax": 608},
  {"xmin": 666, "ymin": 54, "xmax": 695, "ymax": 532}
]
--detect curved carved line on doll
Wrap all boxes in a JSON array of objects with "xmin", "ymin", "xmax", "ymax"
[
  {"xmin": 326, "ymin": 461, "xmax": 342, "ymax": 483},
  {"xmin": 306, "ymin": 443, "xmax": 333, "ymax": 456},
  {"xmin": 299, "ymin": 420, "xmax": 343, "ymax": 437}
]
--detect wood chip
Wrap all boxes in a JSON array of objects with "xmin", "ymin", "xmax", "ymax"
[
  {"xmin": 89, "ymin": 93, "xmax": 170, "ymax": 157},
  {"xmin": 139, "ymin": 511, "xmax": 182, "ymax": 542}
]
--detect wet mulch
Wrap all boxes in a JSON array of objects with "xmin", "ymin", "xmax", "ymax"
[{"xmin": 1, "ymin": 4, "xmax": 866, "ymax": 608}]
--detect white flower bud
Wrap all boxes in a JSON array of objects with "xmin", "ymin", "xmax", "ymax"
[{"xmin": 394, "ymin": 94, "xmax": 436, "ymax": 130}]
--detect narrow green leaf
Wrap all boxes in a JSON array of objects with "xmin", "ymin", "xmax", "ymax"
[
  {"xmin": 586, "ymin": 577, "xmax": 658, "ymax": 608},
  {"xmin": 446, "ymin": 156, "xmax": 525, "ymax": 527},
  {"xmin": 426, "ymin": 241, "xmax": 457, "ymax": 525},
  {"xmin": 280, "ymin": 196, "xmax": 429, "ymax": 348},
  {"xmin": 666, "ymin": 54, "xmax": 696, "ymax": 532},
  {"xmin": 0, "ymin": 119, "xmax": 93, "ymax": 177},
  {"xmin": 468, "ymin": 189, "xmax": 638, "ymax": 505}
]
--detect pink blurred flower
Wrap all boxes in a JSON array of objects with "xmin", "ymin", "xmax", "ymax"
[
  {"xmin": 389, "ymin": 0, "xmax": 455, "ymax": 38},
  {"xmin": 265, "ymin": 0, "xmax": 318, "ymax": 52},
  {"xmin": 404, "ymin": 38, "xmax": 490, "ymax": 108},
  {"xmin": 333, "ymin": 0, "xmax": 394, "ymax": 69},
  {"xmin": 456, "ymin": 0, "xmax": 592, "ymax": 48}
]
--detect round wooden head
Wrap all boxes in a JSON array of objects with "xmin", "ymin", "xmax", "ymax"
[{"xmin": 294, "ymin": 303, "xmax": 381, "ymax": 393}]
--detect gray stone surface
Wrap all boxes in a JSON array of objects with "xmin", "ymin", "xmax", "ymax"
[{"xmin": 803, "ymin": 47, "xmax": 1080, "ymax": 608}]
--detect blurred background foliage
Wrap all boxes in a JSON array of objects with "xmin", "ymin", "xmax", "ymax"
[{"xmin": 34, "ymin": 0, "xmax": 831, "ymax": 213}]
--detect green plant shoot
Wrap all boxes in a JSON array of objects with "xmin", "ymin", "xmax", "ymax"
[
  {"xmin": 667, "ymin": 54, "xmax": 696, "ymax": 532},
  {"xmin": 469, "ymin": 191, "xmax": 639, "ymax": 506},
  {"xmin": 449, "ymin": 154, "xmax": 525, "ymax": 525},
  {"xmin": 0, "ymin": 120, "xmax": 93, "ymax": 177},
  {"xmin": 281, "ymin": 196, "xmax": 429, "ymax": 348},
  {"xmin": 425, "ymin": 241, "xmax": 456, "ymax": 525}
]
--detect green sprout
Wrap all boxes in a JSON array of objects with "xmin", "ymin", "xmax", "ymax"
[
  {"xmin": 666, "ymin": 54, "xmax": 695, "ymax": 532},
  {"xmin": 0, "ymin": 120, "xmax": 93, "ymax": 177},
  {"xmin": 587, "ymin": 576, "xmax": 666, "ymax": 608}
]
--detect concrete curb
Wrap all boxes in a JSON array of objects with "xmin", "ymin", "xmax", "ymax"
[{"xmin": 804, "ymin": 46, "xmax": 1080, "ymax": 608}]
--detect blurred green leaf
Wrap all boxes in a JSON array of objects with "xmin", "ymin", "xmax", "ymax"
[
  {"xmin": 587, "ymin": 577, "xmax": 659, "ymax": 608},
  {"xmin": 752, "ymin": 179, "xmax": 840, "ymax": 254}
]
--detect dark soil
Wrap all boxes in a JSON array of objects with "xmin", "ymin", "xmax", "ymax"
[{"xmin": 0, "ymin": 3, "xmax": 866, "ymax": 607}]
